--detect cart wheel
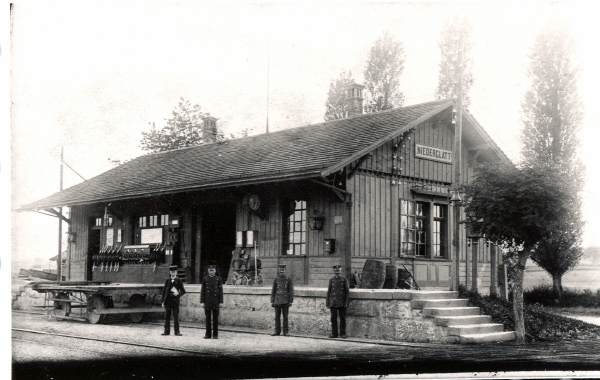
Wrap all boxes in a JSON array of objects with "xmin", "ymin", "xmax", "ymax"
[
  {"xmin": 53, "ymin": 292, "xmax": 71, "ymax": 317},
  {"xmin": 87, "ymin": 295, "xmax": 106, "ymax": 324},
  {"xmin": 231, "ymin": 272, "xmax": 241, "ymax": 286},
  {"xmin": 128, "ymin": 294, "xmax": 146, "ymax": 323},
  {"xmin": 241, "ymin": 276, "xmax": 249, "ymax": 286},
  {"xmin": 256, "ymin": 274, "xmax": 263, "ymax": 286}
]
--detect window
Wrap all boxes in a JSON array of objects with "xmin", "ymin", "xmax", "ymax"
[
  {"xmin": 283, "ymin": 200, "xmax": 306, "ymax": 255},
  {"xmin": 161, "ymin": 214, "xmax": 169, "ymax": 226},
  {"xmin": 138, "ymin": 216, "xmax": 146, "ymax": 228},
  {"xmin": 95, "ymin": 218, "xmax": 102, "ymax": 227},
  {"xmin": 149, "ymin": 215, "xmax": 158, "ymax": 227},
  {"xmin": 400, "ymin": 200, "xmax": 447, "ymax": 258},
  {"xmin": 432, "ymin": 204, "xmax": 447, "ymax": 257}
]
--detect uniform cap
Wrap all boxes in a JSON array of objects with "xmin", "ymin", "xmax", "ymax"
[
  {"xmin": 169, "ymin": 265, "xmax": 178, "ymax": 271},
  {"xmin": 278, "ymin": 264, "xmax": 287, "ymax": 268},
  {"xmin": 207, "ymin": 265, "xmax": 217, "ymax": 270},
  {"xmin": 332, "ymin": 265, "xmax": 342, "ymax": 269}
]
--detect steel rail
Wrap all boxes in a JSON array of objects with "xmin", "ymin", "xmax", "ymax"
[
  {"xmin": 12, "ymin": 337, "xmax": 124, "ymax": 358},
  {"xmin": 12, "ymin": 328, "xmax": 219, "ymax": 356}
]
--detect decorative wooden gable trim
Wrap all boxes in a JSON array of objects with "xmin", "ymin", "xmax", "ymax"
[{"xmin": 321, "ymin": 100, "xmax": 454, "ymax": 177}]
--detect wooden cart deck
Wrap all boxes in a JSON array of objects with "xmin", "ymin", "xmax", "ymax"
[{"xmin": 31, "ymin": 281, "xmax": 165, "ymax": 324}]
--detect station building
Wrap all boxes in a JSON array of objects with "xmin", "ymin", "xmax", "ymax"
[{"xmin": 21, "ymin": 86, "xmax": 509, "ymax": 294}]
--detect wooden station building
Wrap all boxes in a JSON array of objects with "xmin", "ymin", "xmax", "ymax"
[{"xmin": 21, "ymin": 87, "xmax": 509, "ymax": 293}]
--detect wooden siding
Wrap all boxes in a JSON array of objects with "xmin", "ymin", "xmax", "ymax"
[
  {"xmin": 234, "ymin": 187, "xmax": 348, "ymax": 260},
  {"xmin": 69, "ymin": 204, "xmax": 103, "ymax": 281}
]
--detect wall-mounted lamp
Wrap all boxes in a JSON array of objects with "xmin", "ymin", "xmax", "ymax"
[
  {"xmin": 450, "ymin": 189, "xmax": 463, "ymax": 205},
  {"xmin": 467, "ymin": 238, "xmax": 472, "ymax": 247},
  {"xmin": 307, "ymin": 216, "xmax": 325, "ymax": 231}
]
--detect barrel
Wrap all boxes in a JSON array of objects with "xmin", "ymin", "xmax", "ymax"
[
  {"xmin": 383, "ymin": 265, "xmax": 398, "ymax": 289},
  {"xmin": 359, "ymin": 259, "xmax": 386, "ymax": 289},
  {"xmin": 397, "ymin": 268, "xmax": 412, "ymax": 289},
  {"xmin": 247, "ymin": 258, "xmax": 261, "ymax": 270},
  {"xmin": 232, "ymin": 259, "xmax": 247, "ymax": 270}
]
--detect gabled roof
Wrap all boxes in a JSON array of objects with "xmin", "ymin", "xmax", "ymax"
[{"xmin": 20, "ymin": 99, "xmax": 497, "ymax": 211}]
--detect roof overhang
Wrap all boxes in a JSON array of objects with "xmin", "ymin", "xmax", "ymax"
[{"xmin": 18, "ymin": 169, "xmax": 324, "ymax": 212}]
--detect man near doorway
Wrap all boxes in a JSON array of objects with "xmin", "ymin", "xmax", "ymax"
[
  {"xmin": 161, "ymin": 265, "xmax": 186, "ymax": 336},
  {"xmin": 326, "ymin": 265, "xmax": 350, "ymax": 338},
  {"xmin": 201, "ymin": 265, "xmax": 223, "ymax": 339},
  {"xmin": 271, "ymin": 264, "xmax": 294, "ymax": 336}
]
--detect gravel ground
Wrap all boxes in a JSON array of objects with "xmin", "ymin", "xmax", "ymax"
[{"xmin": 11, "ymin": 310, "xmax": 600, "ymax": 380}]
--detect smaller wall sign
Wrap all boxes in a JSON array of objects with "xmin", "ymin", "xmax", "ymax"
[
  {"xmin": 415, "ymin": 144, "xmax": 452, "ymax": 164},
  {"xmin": 106, "ymin": 228, "xmax": 114, "ymax": 246},
  {"xmin": 334, "ymin": 216, "xmax": 343, "ymax": 225}
]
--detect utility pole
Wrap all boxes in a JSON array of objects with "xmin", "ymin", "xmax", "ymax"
[
  {"xmin": 266, "ymin": 41, "xmax": 270, "ymax": 134},
  {"xmin": 57, "ymin": 146, "xmax": 64, "ymax": 283},
  {"xmin": 452, "ymin": 32, "xmax": 464, "ymax": 291}
]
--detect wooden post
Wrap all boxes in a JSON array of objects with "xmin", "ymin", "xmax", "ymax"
[
  {"xmin": 490, "ymin": 243, "xmax": 498, "ymax": 296},
  {"xmin": 453, "ymin": 33, "xmax": 464, "ymax": 291},
  {"xmin": 472, "ymin": 240, "xmax": 478, "ymax": 292},
  {"xmin": 344, "ymin": 194, "xmax": 353, "ymax": 281},
  {"xmin": 57, "ymin": 147, "xmax": 63, "ymax": 282}
]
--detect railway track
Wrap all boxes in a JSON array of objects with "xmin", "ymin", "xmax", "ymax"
[{"xmin": 12, "ymin": 327, "xmax": 219, "ymax": 357}]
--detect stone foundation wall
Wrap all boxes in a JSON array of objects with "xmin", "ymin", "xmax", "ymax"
[
  {"xmin": 179, "ymin": 286, "xmax": 447, "ymax": 343},
  {"xmin": 13, "ymin": 282, "xmax": 449, "ymax": 343}
]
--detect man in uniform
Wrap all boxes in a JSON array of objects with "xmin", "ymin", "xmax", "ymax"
[
  {"xmin": 161, "ymin": 265, "xmax": 186, "ymax": 336},
  {"xmin": 326, "ymin": 265, "xmax": 350, "ymax": 338},
  {"xmin": 201, "ymin": 265, "xmax": 223, "ymax": 339},
  {"xmin": 270, "ymin": 264, "xmax": 294, "ymax": 336}
]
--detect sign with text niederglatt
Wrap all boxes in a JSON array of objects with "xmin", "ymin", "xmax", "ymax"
[{"xmin": 415, "ymin": 144, "xmax": 452, "ymax": 164}]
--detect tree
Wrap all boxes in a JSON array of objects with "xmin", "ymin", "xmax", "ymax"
[
  {"xmin": 141, "ymin": 98, "xmax": 220, "ymax": 153},
  {"xmin": 324, "ymin": 70, "xmax": 355, "ymax": 121},
  {"xmin": 435, "ymin": 16, "xmax": 474, "ymax": 108},
  {"xmin": 462, "ymin": 162, "xmax": 575, "ymax": 343},
  {"xmin": 521, "ymin": 22, "xmax": 585, "ymax": 298},
  {"xmin": 363, "ymin": 31, "xmax": 405, "ymax": 112}
]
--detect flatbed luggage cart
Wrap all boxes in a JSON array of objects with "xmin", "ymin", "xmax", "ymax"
[{"xmin": 31, "ymin": 282, "xmax": 165, "ymax": 324}]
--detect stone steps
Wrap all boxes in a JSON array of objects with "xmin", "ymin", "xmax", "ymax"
[
  {"xmin": 422, "ymin": 306, "xmax": 480, "ymax": 317},
  {"xmin": 460, "ymin": 331, "xmax": 516, "ymax": 344},
  {"xmin": 435, "ymin": 314, "xmax": 492, "ymax": 327},
  {"xmin": 447, "ymin": 323, "xmax": 504, "ymax": 336},
  {"xmin": 411, "ymin": 298, "xmax": 469, "ymax": 309},
  {"xmin": 412, "ymin": 290, "xmax": 515, "ymax": 344}
]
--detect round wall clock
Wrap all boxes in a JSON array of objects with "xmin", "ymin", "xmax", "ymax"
[{"xmin": 243, "ymin": 193, "xmax": 261, "ymax": 211}]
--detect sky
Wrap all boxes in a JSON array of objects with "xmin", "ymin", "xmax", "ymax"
[{"xmin": 6, "ymin": 0, "xmax": 600, "ymax": 270}]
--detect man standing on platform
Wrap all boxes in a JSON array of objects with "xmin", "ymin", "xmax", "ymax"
[
  {"xmin": 201, "ymin": 265, "xmax": 223, "ymax": 339},
  {"xmin": 161, "ymin": 265, "xmax": 186, "ymax": 336},
  {"xmin": 326, "ymin": 265, "xmax": 350, "ymax": 338},
  {"xmin": 271, "ymin": 264, "xmax": 294, "ymax": 336}
]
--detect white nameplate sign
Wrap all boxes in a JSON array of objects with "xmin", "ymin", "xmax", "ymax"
[
  {"xmin": 141, "ymin": 228, "xmax": 163, "ymax": 244},
  {"xmin": 415, "ymin": 144, "xmax": 452, "ymax": 163}
]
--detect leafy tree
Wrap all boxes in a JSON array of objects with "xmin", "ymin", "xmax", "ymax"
[
  {"xmin": 462, "ymin": 162, "xmax": 575, "ymax": 343},
  {"xmin": 141, "ymin": 98, "xmax": 220, "ymax": 153},
  {"xmin": 435, "ymin": 16, "xmax": 474, "ymax": 108},
  {"xmin": 521, "ymin": 22, "xmax": 585, "ymax": 298},
  {"xmin": 324, "ymin": 70, "xmax": 355, "ymax": 121},
  {"xmin": 363, "ymin": 31, "xmax": 405, "ymax": 112}
]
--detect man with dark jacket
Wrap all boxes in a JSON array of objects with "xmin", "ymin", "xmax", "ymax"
[
  {"xmin": 162, "ymin": 265, "xmax": 186, "ymax": 336},
  {"xmin": 201, "ymin": 265, "xmax": 224, "ymax": 339},
  {"xmin": 271, "ymin": 264, "xmax": 294, "ymax": 336},
  {"xmin": 326, "ymin": 265, "xmax": 350, "ymax": 338}
]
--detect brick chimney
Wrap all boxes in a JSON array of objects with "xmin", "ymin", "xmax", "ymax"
[
  {"xmin": 343, "ymin": 83, "xmax": 365, "ymax": 117},
  {"xmin": 202, "ymin": 116, "xmax": 218, "ymax": 143}
]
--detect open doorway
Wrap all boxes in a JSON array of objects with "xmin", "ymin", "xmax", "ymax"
[
  {"xmin": 88, "ymin": 228, "xmax": 101, "ymax": 281},
  {"xmin": 200, "ymin": 204, "xmax": 236, "ymax": 282}
]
